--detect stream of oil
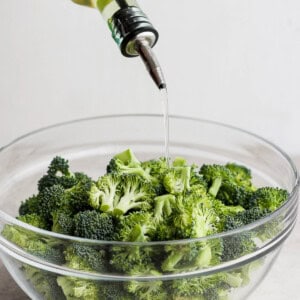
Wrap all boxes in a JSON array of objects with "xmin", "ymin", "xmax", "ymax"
[{"xmin": 160, "ymin": 88, "xmax": 170, "ymax": 165}]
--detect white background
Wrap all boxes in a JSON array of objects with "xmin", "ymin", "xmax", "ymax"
[{"xmin": 0, "ymin": 0, "xmax": 299, "ymax": 299}]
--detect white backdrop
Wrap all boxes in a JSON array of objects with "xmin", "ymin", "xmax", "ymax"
[{"xmin": 0, "ymin": 0, "xmax": 299, "ymax": 299}]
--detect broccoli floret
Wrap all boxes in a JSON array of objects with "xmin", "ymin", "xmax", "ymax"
[
  {"xmin": 91, "ymin": 174, "xmax": 154, "ymax": 216},
  {"xmin": 200, "ymin": 164, "xmax": 233, "ymax": 197},
  {"xmin": 141, "ymin": 157, "xmax": 169, "ymax": 193},
  {"xmin": 126, "ymin": 277, "xmax": 167, "ymax": 300},
  {"xmin": 249, "ymin": 187, "xmax": 288, "ymax": 212},
  {"xmin": 2, "ymin": 225, "xmax": 65, "ymax": 264},
  {"xmin": 52, "ymin": 211, "xmax": 75, "ymax": 235},
  {"xmin": 107, "ymin": 149, "xmax": 152, "ymax": 180},
  {"xmin": 110, "ymin": 213, "xmax": 156, "ymax": 273},
  {"xmin": 225, "ymin": 163, "xmax": 252, "ymax": 185},
  {"xmin": 63, "ymin": 174, "xmax": 94, "ymax": 214},
  {"xmin": 73, "ymin": 210, "xmax": 115, "ymax": 240},
  {"xmin": 172, "ymin": 195, "xmax": 218, "ymax": 239},
  {"xmin": 57, "ymin": 276, "xmax": 100, "ymax": 300},
  {"xmin": 162, "ymin": 239, "xmax": 222, "ymax": 273},
  {"xmin": 112, "ymin": 175, "xmax": 154, "ymax": 216},
  {"xmin": 163, "ymin": 166, "xmax": 191, "ymax": 195},
  {"xmin": 221, "ymin": 214, "xmax": 257, "ymax": 261},
  {"xmin": 234, "ymin": 207, "xmax": 270, "ymax": 225},
  {"xmin": 116, "ymin": 211, "xmax": 155, "ymax": 242},
  {"xmin": 19, "ymin": 195, "xmax": 40, "ymax": 216},
  {"xmin": 37, "ymin": 184, "xmax": 65, "ymax": 221},
  {"xmin": 17, "ymin": 213, "xmax": 49, "ymax": 230},
  {"xmin": 38, "ymin": 156, "xmax": 77, "ymax": 192},
  {"xmin": 99, "ymin": 282, "xmax": 131, "ymax": 300},
  {"xmin": 171, "ymin": 273, "xmax": 233, "ymax": 299},
  {"xmin": 93, "ymin": 174, "xmax": 120, "ymax": 212},
  {"xmin": 153, "ymin": 194, "xmax": 176, "ymax": 223},
  {"xmin": 216, "ymin": 181, "xmax": 252, "ymax": 207},
  {"xmin": 20, "ymin": 171, "xmax": 94, "ymax": 228},
  {"xmin": 200, "ymin": 163, "xmax": 255, "ymax": 207},
  {"xmin": 64, "ymin": 244, "xmax": 107, "ymax": 272},
  {"xmin": 23, "ymin": 265, "xmax": 65, "ymax": 300}
]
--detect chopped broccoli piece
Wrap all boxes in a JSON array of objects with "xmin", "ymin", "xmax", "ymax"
[
  {"xmin": 172, "ymin": 273, "xmax": 233, "ymax": 299},
  {"xmin": 126, "ymin": 277, "xmax": 167, "ymax": 300},
  {"xmin": 153, "ymin": 194, "xmax": 176, "ymax": 223},
  {"xmin": 23, "ymin": 265, "xmax": 65, "ymax": 300},
  {"xmin": 64, "ymin": 244, "xmax": 107, "ymax": 272},
  {"xmin": 163, "ymin": 166, "xmax": 191, "ymax": 195},
  {"xmin": 249, "ymin": 187, "xmax": 288, "ymax": 212},
  {"xmin": 112, "ymin": 175, "xmax": 154, "ymax": 216},
  {"xmin": 2, "ymin": 225, "xmax": 65, "ymax": 264},
  {"xmin": 57, "ymin": 276, "xmax": 100, "ymax": 300},
  {"xmin": 99, "ymin": 282, "xmax": 131, "ymax": 300},
  {"xmin": 107, "ymin": 149, "xmax": 152, "ymax": 180},
  {"xmin": 17, "ymin": 213, "xmax": 49, "ymax": 230},
  {"xmin": 116, "ymin": 211, "xmax": 155, "ymax": 242},
  {"xmin": 38, "ymin": 156, "xmax": 77, "ymax": 192},
  {"xmin": 52, "ymin": 211, "xmax": 75, "ymax": 235},
  {"xmin": 74, "ymin": 210, "xmax": 115, "ymax": 240},
  {"xmin": 221, "ymin": 214, "xmax": 257, "ymax": 261},
  {"xmin": 200, "ymin": 163, "xmax": 256, "ymax": 207},
  {"xmin": 94, "ymin": 174, "xmax": 120, "ymax": 212},
  {"xmin": 37, "ymin": 184, "xmax": 65, "ymax": 221},
  {"xmin": 19, "ymin": 195, "xmax": 40, "ymax": 216}
]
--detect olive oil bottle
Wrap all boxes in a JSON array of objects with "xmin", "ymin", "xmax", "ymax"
[{"xmin": 72, "ymin": 0, "xmax": 166, "ymax": 89}]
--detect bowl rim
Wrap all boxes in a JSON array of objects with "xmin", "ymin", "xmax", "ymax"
[{"xmin": 0, "ymin": 113, "xmax": 299, "ymax": 246}]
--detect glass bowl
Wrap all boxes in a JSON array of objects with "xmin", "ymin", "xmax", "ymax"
[{"xmin": 0, "ymin": 114, "xmax": 298, "ymax": 300}]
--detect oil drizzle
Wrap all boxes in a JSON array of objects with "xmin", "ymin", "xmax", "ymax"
[{"xmin": 160, "ymin": 88, "xmax": 170, "ymax": 165}]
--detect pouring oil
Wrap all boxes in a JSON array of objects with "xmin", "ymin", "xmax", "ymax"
[{"xmin": 160, "ymin": 88, "xmax": 170, "ymax": 165}]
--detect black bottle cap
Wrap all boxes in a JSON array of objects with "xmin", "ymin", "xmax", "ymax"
[{"xmin": 110, "ymin": 6, "xmax": 159, "ymax": 57}]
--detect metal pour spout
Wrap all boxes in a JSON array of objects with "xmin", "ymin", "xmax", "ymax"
[
  {"xmin": 134, "ymin": 38, "xmax": 166, "ymax": 90},
  {"xmin": 110, "ymin": 5, "xmax": 166, "ymax": 90}
]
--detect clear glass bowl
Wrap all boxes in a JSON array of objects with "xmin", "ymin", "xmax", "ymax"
[{"xmin": 0, "ymin": 114, "xmax": 298, "ymax": 300}]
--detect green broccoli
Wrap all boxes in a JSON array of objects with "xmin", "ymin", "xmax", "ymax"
[
  {"xmin": 91, "ymin": 173, "xmax": 120, "ymax": 212},
  {"xmin": 64, "ymin": 243, "xmax": 107, "ymax": 272},
  {"xmin": 23, "ymin": 265, "xmax": 65, "ymax": 300},
  {"xmin": 56, "ymin": 242, "xmax": 109, "ymax": 299},
  {"xmin": 37, "ymin": 184, "xmax": 66, "ymax": 222},
  {"xmin": 99, "ymin": 282, "xmax": 131, "ymax": 300},
  {"xmin": 163, "ymin": 165, "xmax": 191, "ymax": 195},
  {"xmin": 171, "ymin": 273, "xmax": 236, "ymax": 300},
  {"xmin": 153, "ymin": 194, "xmax": 176, "ymax": 223},
  {"xmin": 37, "ymin": 156, "xmax": 77, "ymax": 192},
  {"xmin": 141, "ymin": 157, "xmax": 169, "ymax": 194},
  {"xmin": 57, "ymin": 276, "xmax": 100, "ymax": 300},
  {"xmin": 116, "ymin": 211, "xmax": 155, "ymax": 242},
  {"xmin": 221, "ymin": 215, "xmax": 257, "ymax": 262},
  {"xmin": 2, "ymin": 224, "xmax": 65, "ymax": 264},
  {"xmin": 216, "ymin": 181, "xmax": 253, "ymax": 207},
  {"xmin": 73, "ymin": 210, "xmax": 115, "ymax": 240},
  {"xmin": 17, "ymin": 213, "xmax": 49, "ymax": 230},
  {"xmin": 52, "ymin": 210, "xmax": 75, "ymax": 235},
  {"xmin": 106, "ymin": 149, "xmax": 152, "ymax": 180},
  {"xmin": 19, "ymin": 195, "xmax": 40, "ymax": 216},
  {"xmin": 200, "ymin": 164, "xmax": 233, "ymax": 197},
  {"xmin": 126, "ymin": 277, "xmax": 167, "ymax": 300},
  {"xmin": 249, "ymin": 187, "xmax": 288, "ymax": 212},
  {"xmin": 112, "ymin": 175, "xmax": 154, "ymax": 216}
]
